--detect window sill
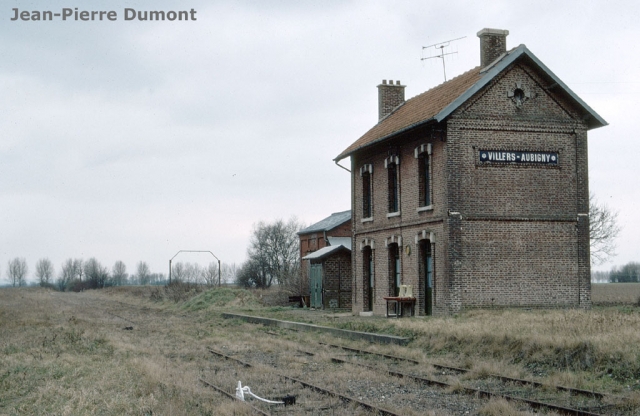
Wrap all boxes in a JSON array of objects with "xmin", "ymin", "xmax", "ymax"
[
  {"xmin": 417, "ymin": 205, "xmax": 433, "ymax": 213},
  {"xmin": 386, "ymin": 212, "xmax": 401, "ymax": 218},
  {"xmin": 361, "ymin": 217, "xmax": 373, "ymax": 223}
]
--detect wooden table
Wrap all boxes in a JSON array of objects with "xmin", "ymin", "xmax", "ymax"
[{"xmin": 383, "ymin": 297, "xmax": 416, "ymax": 318}]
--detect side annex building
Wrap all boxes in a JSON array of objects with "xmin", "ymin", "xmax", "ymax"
[{"xmin": 334, "ymin": 29, "xmax": 607, "ymax": 316}]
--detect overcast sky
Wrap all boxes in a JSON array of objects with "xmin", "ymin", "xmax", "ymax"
[{"xmin": 1, "ymin": 0, "xmax": 637, "ymax": 282}]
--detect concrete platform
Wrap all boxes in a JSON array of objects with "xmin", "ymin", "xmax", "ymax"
[{"xmin": 222, "ymin": 313, "xmax": 409, "ymax": 345}]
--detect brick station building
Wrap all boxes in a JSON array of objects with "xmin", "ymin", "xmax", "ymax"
[{"xmin": 334, "ymin": 29, "xmax": 607, "ymax": 316}]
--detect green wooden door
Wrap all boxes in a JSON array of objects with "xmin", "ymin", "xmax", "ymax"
[
  {"xmin": 424, "ymin": 244, "xmax": 433, "ymax": 316},
  {"xmin": 310, "ymin": 264, "xmax": 323, "ymax": 308}
]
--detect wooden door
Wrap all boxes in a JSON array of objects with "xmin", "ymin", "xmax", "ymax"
[
  {"xmin": 310, "ymin": 264, "xmax": 323, "ymax": 308},
  {"xmin": 422, "ymin": 241, "xmax": 433, "ymax": 315}
]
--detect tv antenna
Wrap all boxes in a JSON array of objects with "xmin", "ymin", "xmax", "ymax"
[{"xmin": 421, "ymin": 36, "xmax": 466, "ymax": 82}]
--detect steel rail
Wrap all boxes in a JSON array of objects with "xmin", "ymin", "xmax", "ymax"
[
  {"xmin": 319, "ymin": 341, "xmax": 420, "ymax": 364},
  {"xmin": 209, "ymin": 346, "xmax": 603, "ymax": 416},
  {"xmin": 327, "ymin": 355, "xmax": 603, "ymax": 416},
  {"xmin": 312, "ymin": 343, "xmax": 602, "ymax": 416},
  {"xmin": 207, "ymin": 348, "xmax": 401, "ymax": 416},
  {"xmin": 322, "ymin": 342, "xmax": 606, "ymax": 399},
  {"xmin": 431, "ymin": 363, "xmax": 606, "ymax": 399},
  {"xmin": 199, "ymin": 378, "xmax": 270, "ymax": 416}
]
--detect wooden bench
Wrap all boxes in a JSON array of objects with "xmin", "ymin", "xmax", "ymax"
[
  {"xmin": 383, "ymin": 297, "xmax": 416, "ymax": 318},
  {"xmin": 288, "ymin": 296, "xmax": 309, "ymax": 308}
]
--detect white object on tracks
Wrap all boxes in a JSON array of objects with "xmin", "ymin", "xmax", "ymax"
[{"xmin": 235, "ymin": 381, "xmax": 284, "ymax": 404}]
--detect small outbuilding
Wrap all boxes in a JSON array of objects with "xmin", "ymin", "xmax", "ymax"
[
  {"xmin": 302, "ymin": 243, "xmax": 352, "ymax": 309},
  {"xmin": 298, "ymin": 211, "xmax": 352, "ymax": 309}
]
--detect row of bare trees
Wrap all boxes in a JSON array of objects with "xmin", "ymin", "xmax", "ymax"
[
  {"xmin": 170, "ymin": 261, "xmax": 237, "ymax": 286},
  {"xmin": 3, "ymin": 256, "xmax": 239, "ymax": 290},
  {"xmin": 2, "ymin": 258, "xmax": 163, "ymax": 290},
  {"xmin": 54, "ymin": 258, "xmax": 156, "ymax": 290}
]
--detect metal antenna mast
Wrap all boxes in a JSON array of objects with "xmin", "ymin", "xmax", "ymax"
[{"xmin": 421, "ymin": 36, "xmax": 466, "ymax": 82}]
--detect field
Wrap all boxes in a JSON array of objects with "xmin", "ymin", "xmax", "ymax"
[
  {"xmin": 592, "ymin": 282, "xmax": 640, "ymax": 305},
  {"xmin": 1, "ymin": 284, "xmax": 640, "ymax": 415}
]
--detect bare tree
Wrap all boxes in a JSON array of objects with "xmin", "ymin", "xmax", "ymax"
[
  {"xmin": 241, "ymin": 217, "xmax": 302, "ymax": 288},
  {"xmin": 590, "ymin": 193, "xmax": 621, "ymax": 265},
  {"xmin": 58, "ymin": 259, "xmax": 74, "ymax": 291},
  {"xmin": 183, "ymin": 263, "xmax": 202, "ymax": 283},
  {"xmin": 137, "ymin": 261, "xmax": 150, "ymax": 285},
  {"xmin": 203, "ymin": 262, "xmax": 219, "ymax": 286},
  {"xmin": 112, "ymin": 261, "xmax": 128, "ymax": 286},
  {"xmin": 148, "ymin": 273, "xmax": 165, "ymax": 285},
  {"xmin": 7, "ymin": 258, "xmax": 28, "ymax": 287},
  {"xmin": 222, "ymin": 263, "xmax": 237, "ymax": 285},
  {"xmin": 71, "ymin": 259, "xmax": 84, "ymax": 281},
  {"xmin": 172, "ymin": 262, "xmax": 185, "ymax": 283},
  {"xmin": 84, "ymin": 258, "xmax": 109, "ymax": 289},
  {"xmin": 35, "ymin": 258, "xmax": 55, "ymax": 287},
  {"xmin": 56, "ymin": 258, "xmax": 85, "ymax": 291}
]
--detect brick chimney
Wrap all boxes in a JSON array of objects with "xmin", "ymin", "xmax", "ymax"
[
  {"xmin": 377, "ymin": 79, "xmax": 405, "ymax": 121},
  {"xmin": 477, "ymin": 28, "xmax": 509, "ymax": 68}
]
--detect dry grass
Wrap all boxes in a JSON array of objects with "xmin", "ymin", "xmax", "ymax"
[
  {"xmin": 387, "ymin": 307, "xmax": 640, "ymax": 390},
  {"xmin": 477, "ymin": 398, "xmax": 533, "ymax": 416},
  {"xmin": 3, "ymin": 285, "xmax": 640, "ymax": 415},
  {"xmin": 256, "ymin": 303, "xmax": 640, "ymax": 394},
  {"xmin": 0, "ymin": 287, "xmax": 249, "ymax": 415}
]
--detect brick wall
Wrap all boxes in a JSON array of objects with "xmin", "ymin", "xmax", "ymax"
[
  {"xmin": 299, "ymin": 222, "xmax": 352, "ymax": 258},
  {"xmin": 351, "ymin": 125, "xmax": 449, "ymax": 315},
  {"xmin": 349, "ymin": 59, "xmax": 592, "ymax": 316},
  {"xmin": 317, "ymin": 251, "xmax": 352, "ymax": 309}
]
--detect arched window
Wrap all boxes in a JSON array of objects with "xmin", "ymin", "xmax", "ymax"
[
  {"xmin": 385, "ymin": 156, "xmax": 400, "ymax": 214},
  {"xmin": 415, "ymin": 144, "xmax": 432, "ymax": 208},
  {"xmin": 360, "ymin": 164, "xmax": 373, "ymax": 219}
]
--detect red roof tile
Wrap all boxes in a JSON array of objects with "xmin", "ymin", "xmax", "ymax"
[{"xmin": 335, "ymin": 67, "xmax": 482, "ymax": 161}]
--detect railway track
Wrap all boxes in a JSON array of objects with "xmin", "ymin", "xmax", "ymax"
[
  {"xmin": 315, "ymin": 342, "xmax": 626, "ymax": 415},
  {"xmin": 320, "ymin": 342, "xmax": 607, "ymax": 400},
  {"xmin": 29, "ymin": 290, "xmax": 635, "ymax": 414},
  {"xmin": 207, "ymin": 347, "xmax": 402, "ymax": 415},
  {"xmin": 324, "ymin": 354, "xmax": 602, "ymax": 415},
  {"xmin": 206, "ymin": 345, "xmax": 611, "ymax": 416}
]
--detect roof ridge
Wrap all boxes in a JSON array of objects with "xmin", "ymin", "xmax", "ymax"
[{"xmin": 334, "ymin": 42, "xmax": 606, "ymax": 162}]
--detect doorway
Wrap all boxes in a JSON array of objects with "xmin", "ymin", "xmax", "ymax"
[
  {"xmin": 310, "ymin": 263, "xmax": 323, "ymax": 308},
  {"xmin": 363, "ymin": 247, "xmax": 373, "ymax": 311},
  {"xmin": 420, "ymin": 239, "xmax": 433, "ymax": 315},
  {"xmin": 388, "ymin": 243, "xmax": 400, "ymax": 297}
]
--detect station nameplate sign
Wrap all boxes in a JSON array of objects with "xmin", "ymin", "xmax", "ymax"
[{"xmin": 479, "ymin": 150, "xmax": 558, "ymax": 165}]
